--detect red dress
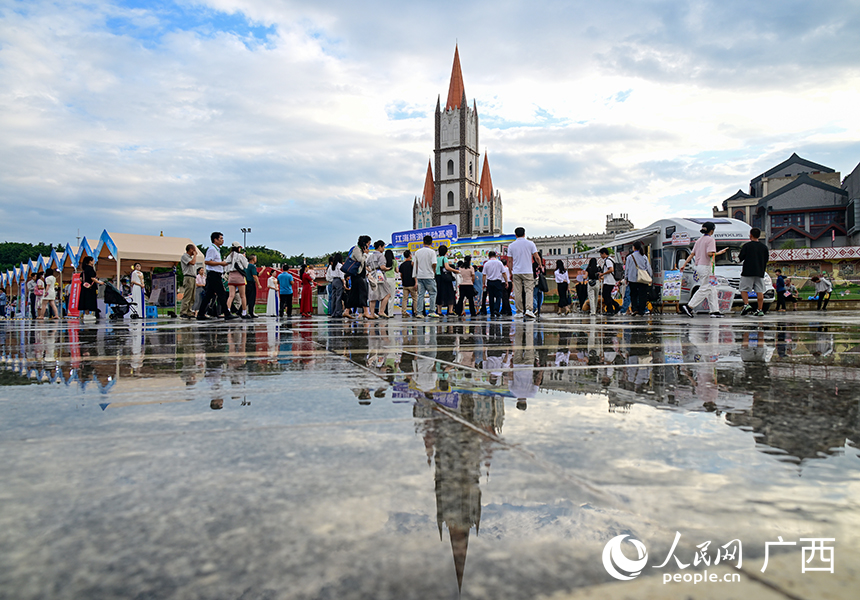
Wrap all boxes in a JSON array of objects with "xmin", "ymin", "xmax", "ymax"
[{"xmin": 300, "ymin": 272, "xmax": 314, "ymax": 315}]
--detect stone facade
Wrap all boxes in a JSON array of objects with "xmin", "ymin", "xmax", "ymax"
[{"xmin": 532, "ymin": 214, "xmax": 634, "ymax": 258}]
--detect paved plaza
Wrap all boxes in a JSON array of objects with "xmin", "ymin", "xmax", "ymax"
[{"xmin": 1, "ymin": 311, "xmax": 859, "ymax": 599}]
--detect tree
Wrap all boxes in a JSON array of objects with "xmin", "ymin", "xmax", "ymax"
[
  {"xmin": 0, "ymin": 242, "xmax": 64, "ymax": 272},
  {"xmin": 780, "ymin": 239, "xmax": 798, "ymax": 250}
]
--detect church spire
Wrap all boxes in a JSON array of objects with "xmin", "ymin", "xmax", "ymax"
[
  {"xmin": 422, "ymin": 160, "xmax": 435, "ymax": 206},
  {"xmin": 479, "ymin": 153, "xmax": 493, "ymax": 202},
  {"xmin": 446, "ymin": 45, "xmax": 466, "ymax": 111}
]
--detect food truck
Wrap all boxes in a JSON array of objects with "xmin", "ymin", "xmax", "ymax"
[{"xmin": 613, "ymin": 217, "xmax": 775, "ymax": 311}]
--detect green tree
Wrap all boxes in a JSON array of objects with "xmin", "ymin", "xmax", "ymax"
[{"xmin": 0, "ymin": 242, "xmax": 64, "ymax": 272}]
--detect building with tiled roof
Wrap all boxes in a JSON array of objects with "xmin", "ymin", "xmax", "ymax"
[{"xmin": 413, "ymin": 46, "xmax": 502, "ymax": 235}]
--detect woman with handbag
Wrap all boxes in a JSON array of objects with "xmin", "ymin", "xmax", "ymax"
[
  {"xmin": 435, "ymin": 245, "xmax": 459, "ymax": 317},
  {"xmin": 366, "ymin": 241, "xmax": 391, "ymax": 318},
  {"xmin": 555, "ymin": 260, "xmax": 571, "ymax": 315},
  {"xmin": 454, "ymin": 255, "xmax": 476, "ymax": 317},
  {"xmin": 625, "ymin": 240, "xmax": 653, "ymax": 316},
  {"xmin": 346, "ymin": 235, "xmax": 373, "ymax": 319},
  {"xmin": 585, "ymin": 258, "xmax": 601, "ymax": 316},
  {"xmin": 225, "ymin": 243, "xmax": 251, "ymax": 319}
]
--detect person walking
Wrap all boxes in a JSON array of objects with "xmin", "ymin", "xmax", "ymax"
[
  {"xmin": 473, "ymin": 265, "xmax": 483, "ymax": 314},
  {"xmin": 326, "ymin": 253, "xmax": 345, "ymax": 319},
  {"xmin": 533, "ymin": 250, "xmax": 546, "ymax": 316},
  {"xmin": 414, "ymin": 235, "xmax": 439, "ymax": 318},
  {"xmin": 130, "ymin": 263, "xmax": 146, "ymax": 319},
  {"xmin": 678, "ymin": 221, "xmax": 728, "ymax": 318},
  {"xmin": 180, "ymin": 244, "xmax": 198, "ymax": 318},
  {"xmin": 39, "ymin": 268, "xmax": 59, "ymax": 320},
  {"xmin": 739, "ymin": 227, "xmax": 769, "ymax": 317},
  {"xmin": 575, "ymin": 268, "xmax": 588, "ymax": 312},
  {"xmin": 365, "ymin": 241, "xmax": 390, "ymax": 319},
  {"xmin": 555, "ymin": 260, "xmax": 571, "ymax": 315},
  {"xmin": 482, "ymin": 250, "xmax": 507, "ymax": 318},
  {"xmin": 383, "ymin": 249, "xmax": 397, "ymax": 318},
  {"xmin": 508, "ymin": 227, "xmax": 540, "ymax": 319},
  {"xmin": 277, "ymin": 268, "xmax": 295, "ymax": 318},
  {"xmin": 773, "ymin": 269, "xmax": 787, "ymax": 312},
  {"xmin": 0, "ymin": 288, "xmax": 6, "ymax": 319},
  {"xmin": 299, "ymin": 264, "xmax": 314, "ymax": 317},
  {"xmin": 598, "ymin": 248, "xmax": 619, "ymax": 315},
  {"xmin": 26, "ymin": 273, "xmax": 37, "ymax": 319},
  {"xmin": 625, "ymin": 241, "xmax": 653, "ymax": 316},
  {"xmin": 435, "ymin": 245, "xmax": 459, "ymax": 317},
  {"xmin": 245, "ymin": 254, "xmax": 260, "ymax": 319},
  {"xmin": 33, "ymin": 273, "xmax": 45, "ymax": 318},
  {"xmin": 811, "ymin": 274, "xmax": 832, "ymax": 311},
  {"xmin": 500, "ymin": 258, "xmax": 513, "ymax": 316},
  {"xmin": 225, "ymin": 243, "xmax": 251, "ymax": 319},
  {"xmin": 398, "ymin": 250, "xmax": 417, "ymax": 318},
  {"xmin": 454, "ymin": 255, "xmax": 477, "ymax": 317},
  {"xmin": 79, "ymin": 256, "xmax": 102, "ymax": 321},
  {"xmin": 585, "ymin": 257, "xmax": 601, "ymax": 316},
  {"xmin": 197, "ymin": 232, "xmax": 236, "ymax": 321}
]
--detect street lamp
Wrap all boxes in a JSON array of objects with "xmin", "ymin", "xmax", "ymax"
[{"xmin": 241, "ymin": 228, "xmax": 251, "ymax": 247}]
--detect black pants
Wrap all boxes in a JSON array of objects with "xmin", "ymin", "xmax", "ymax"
[
  {"xmin": 775, "ymin": 291, "xmax": 787, "ymax": 311},
  {"xmin": 576, "ymin": 283, "xmax": 588, "ymax": 310},
  {"xmin": 501, "ymin": 283, "xmax": 512, "ymax": 315},
  {"xmin": 629, "ymin": 282, "xmax": 648, "ymax": 315},
  {"xmin": 817, "ymin": 292, "xmax": 830, "ymax": 311},
  {"xmin": 30, "ymin": 293, "xmax": 37, "ymax": 319},
  {"xmin": 246, "ymin": 281, "xmax": 256, "ymax": 315},
  {"xmin": 455, "ymin": 284, "xmax": 476, "ymax": 316},
  {"xmin": 479, "ymin": 288, "xmax": 488, "ymax": 313},
  {"xmin": 602, "ymin": 283, "xmax": 618, "ymax": 314},
  {"xmin": 197, "ymin": 271, "xmax": 229, "ymax": 319},
  {"xmin": 487, "ymin": 280, "xmax": 504, "ymax": 316},
  {"xmin": 279, "ymin": 293, "xmax": 294, "ymax": 317}
]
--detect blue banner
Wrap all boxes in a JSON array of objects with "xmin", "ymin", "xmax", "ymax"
[{"xmin": 391, "ymin": 224, "xmax": 458, "ymax": 246}]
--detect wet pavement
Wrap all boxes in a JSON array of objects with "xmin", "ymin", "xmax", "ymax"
[{"xmin": 1, "ymin": 312, "xmax": 858, "ymax": 599}]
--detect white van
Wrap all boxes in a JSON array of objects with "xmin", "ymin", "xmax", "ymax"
[{"xmin": 613, "ymin": 218, "xmax": 775, "ymax": 311}]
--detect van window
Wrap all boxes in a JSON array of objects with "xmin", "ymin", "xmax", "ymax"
[
  {"xmin": 715, "ymin": 246, "xmax": 742, "ymax": 266},
  {"xmin": 651, "ymin": 249, "xmax": 662, "ymax": 273},
  {"xmin": 672, "ymin": 249, "xmax": 690, "ymax": 270}
]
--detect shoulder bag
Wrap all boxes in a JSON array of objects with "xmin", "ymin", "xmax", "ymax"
[{"xmin": 635, "ymin": 254, "xmax": 652, "ymax": 285}]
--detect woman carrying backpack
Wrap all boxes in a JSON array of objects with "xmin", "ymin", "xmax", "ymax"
[{"xmin": 625, "ymin": 241, "xmax": 653, "ymax": 316}]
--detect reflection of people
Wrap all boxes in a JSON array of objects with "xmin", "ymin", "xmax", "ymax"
[{"xmin": 210, "ymin": 399, "xmax": 224, "ymax": 410}]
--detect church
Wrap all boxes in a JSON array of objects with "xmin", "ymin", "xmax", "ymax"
[{"xmin": 413, "ymin": 46, "xmax": 503, "ymax": 235}]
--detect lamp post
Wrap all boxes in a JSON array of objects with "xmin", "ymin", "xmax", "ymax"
[{"xmin": 241, "ymin": 228, "xmax": 251, "ymax": 247}]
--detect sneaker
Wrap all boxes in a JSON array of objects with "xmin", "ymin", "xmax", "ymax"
[
  {"xmin": 753, "ymin": 310, "xmax": 765, "ymax": 317},
  {"xmin": 524, "ymin": 310, "xmax": 536, "ymax": 319},
  {"xmin": 427, "ymin": 312, "xmax": 441, "ymax": 318},
  {"xmin": 741, "ymin": 304, "xmax": 753, "ymax": 316},
  {"xmin": 710, "ymin": 312, "xmax": 723, "ymax": 318},
  {"xmin": 680, "ymin": 304, "xmax": 694, "ymax": 318}
]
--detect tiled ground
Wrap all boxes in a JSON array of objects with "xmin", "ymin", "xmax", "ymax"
[{"xmin": 1, "ymin": 311, "xmax": 858, "ymax": 599}]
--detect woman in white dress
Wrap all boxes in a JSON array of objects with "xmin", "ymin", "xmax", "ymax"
[
  {"xmin": 130, "ymin": 263, "xmax": 146, "ymax": 318},
  {"xmin": 266, "ymin": 269, "xmax": 280, "ymax": 316}
]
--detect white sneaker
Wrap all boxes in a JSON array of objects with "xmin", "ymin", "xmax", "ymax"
[
  {"xmin": 427, "ymin": 312, "xmax": 441, "ymax": 318},
  {"xmin": 524, "ymin": 310, "xmax": 536, "ymax": 319}
]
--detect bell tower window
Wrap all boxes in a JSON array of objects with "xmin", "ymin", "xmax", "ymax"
[
  {"xmin": 447, "ymin": 191, "xmax": 455, "ymax": 207},
  {"xmin": 447, "ymin": 160, "xmax": 454, "ymax": 176}
]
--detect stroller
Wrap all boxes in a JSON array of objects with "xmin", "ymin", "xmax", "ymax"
[{"xmin": 104, "ymin": 281, "xmax": 140, "ymax": 320}]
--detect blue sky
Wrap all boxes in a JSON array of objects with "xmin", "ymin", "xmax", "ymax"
[{"xmin": 1, "ymin": 0, "xmax": 860, "ymax": 254}]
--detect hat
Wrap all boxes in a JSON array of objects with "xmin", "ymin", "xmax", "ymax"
[
  {"xmin": 700, "ymin": 221, "xmax": 716, "ymax": 234},
  {"xmin": 230, "ymin": 241, "xmax": 242, "ymax": 249}
]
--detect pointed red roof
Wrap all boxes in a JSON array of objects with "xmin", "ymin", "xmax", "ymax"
[
  {"xmin": 449, "ymin": 526, "xmax": 470, "ymax": 592},
  {"xmin": 446, "ymin": 45, "xmax": 466, "ymax": 111},
  {"xmin": 478, "ymin": 153, "xmax": 493, "ymax": 202},
  {"xmin": 421, "ymin": 160, "xmax": 435, "ymax": 206}
]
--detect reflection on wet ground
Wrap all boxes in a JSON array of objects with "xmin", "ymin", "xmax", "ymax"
[{"xmin": 1, "ymin": 313, "xmax": 859, "ymax": 599}]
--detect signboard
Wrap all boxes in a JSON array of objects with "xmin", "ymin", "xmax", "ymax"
[
  {"xmin": 662, "ymin": 270, "xmax": 681, "ymax": 301},
  {"xmin": 151, "ymin": 272, "xmax": 175, "ymax": 307},
  {"xmin": 391, "ymin": 224, "xmax": 458, "ymax": 247},
  {"xmin": 67, "ymin": 273, "xmax": 81, "ymax": 317},
  {"xmin": 407, "ymin": 238, "xmax": 452, "ymax": 253},
  {"xmin": 670, "ymin": 232, "xmax": 690, "ymax": 246}
]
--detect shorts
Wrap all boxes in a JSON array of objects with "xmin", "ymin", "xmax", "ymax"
[
  {"xmin": 739, "ymin": 276, "xmax": 765, "ymax": 293},
  {"xmin": 227, "ymin": 271, "xmax": 246, "ymax": 286}
]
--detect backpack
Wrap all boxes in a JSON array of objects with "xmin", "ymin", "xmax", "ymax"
[
  {"xmin": 342, "ymin": 246, "xmax": 361, "ymax": 276},
  {"xmin": 605, "ymin": 256, "xmax": 623, "ymax": 280}
]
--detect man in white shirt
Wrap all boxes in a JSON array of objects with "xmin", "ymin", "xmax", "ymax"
[
  {"xmin": 507, "ymin": 227, "xmax": 540, "ymax": 319},
  {"xmin": 413, "ymin": 235, "xmax": 440, "ymax": 318},
  {"xmin": 197, "ymin": 231, "xmax": 236, "ymax": 321},
  {"xmin": 599, "ymin": 248, "xmax": 619, "ymax": 315},
  {"xmin": 481, "ymin": 250, "xmax": 508, "ymax": 317}
]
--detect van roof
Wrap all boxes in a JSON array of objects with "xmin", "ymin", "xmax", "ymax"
[{"xmin": 614, "ymin": 217, "xmax": 751, "ymax": 246}]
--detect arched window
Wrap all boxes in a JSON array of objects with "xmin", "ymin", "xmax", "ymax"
[
  {"xmin": 447, "ymin": 160, "xmax": 454, "ymax": 176},
  {"xmin": 475, "ymin": 216, "xmax": 479, "ymax": 228},
  {"xmin": 469, "ymin": 162, "xmax": 473, "ymax": 176},
  {"xmin": 483, "ymin": 216, "xmax": 488, "ymax": 227},
  {"xmin": 733, "ymin": 209, "xmax": 746, "ymax": 221},
  {"xmin": 447, "ymin": 191, "xmax": 455, "ymax": 207}
]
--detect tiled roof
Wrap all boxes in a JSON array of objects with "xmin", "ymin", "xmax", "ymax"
[
  {"xmin": 446, "ymin": 45, "xmax": 466, "ymax": 111},
  {"xmin": 756, "ymin": 173, "xmax": 848, "ymax": 209},
  {"xmin": 751, "ymin": 152, "xmax": 835, "ymax": 184}
]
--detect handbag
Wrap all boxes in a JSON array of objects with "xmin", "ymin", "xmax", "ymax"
[
  {"xmin": 342, "ymin": 246, "xmax": 361, "ymax": 276},
  {"xmin": 537, "ymin": 273, "xmax": 549, "ymax": 293},
  {"xmin": 634, "ymin": 254, "xmax": 652, "ymax": 284}
]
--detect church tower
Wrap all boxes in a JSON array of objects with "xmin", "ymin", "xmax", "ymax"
[{"xmin": 413, "ymin": 45, "xmax": 503, "ymax": 235}]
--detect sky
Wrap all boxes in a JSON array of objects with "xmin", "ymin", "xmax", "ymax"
[{"xmin": 2, "ymin": 0, "xmax": 860, "ymax": 255}]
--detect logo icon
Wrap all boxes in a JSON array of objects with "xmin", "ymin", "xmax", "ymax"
[{"xmin": 603, "ymin": 535, "xmax": 649, "ymax": 581}]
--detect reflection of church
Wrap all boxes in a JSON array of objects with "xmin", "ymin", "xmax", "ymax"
[
  {"xmin": 413, "ymin": 46, "xmax": 503, "ymax": 235},
  {"xmin": 414, "ymin": 392, "xmax": 504, "ymax": 592}
]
